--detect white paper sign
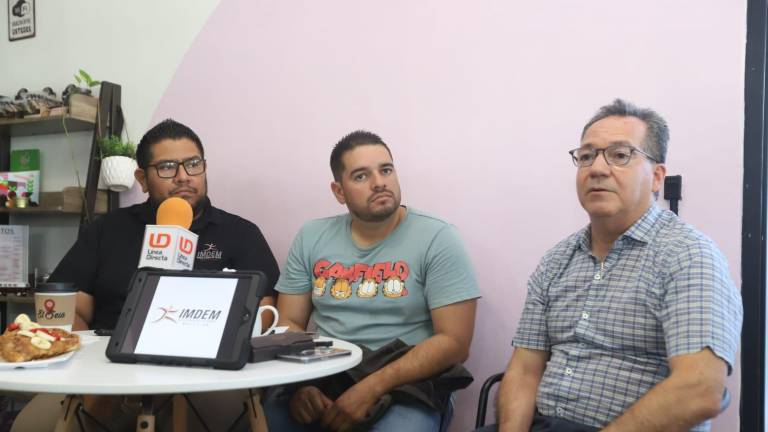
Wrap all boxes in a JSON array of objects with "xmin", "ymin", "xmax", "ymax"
[
  {"xmin": 0, "ymin": 225, "xmax": 28, "ymax": 288},
  {"xmin": 8, "ymin": 0, "xmax": 35, "ymax": 41},
  {"xmin": 134, "ymin": 276, "xmax": 237, "ymax": 359}
]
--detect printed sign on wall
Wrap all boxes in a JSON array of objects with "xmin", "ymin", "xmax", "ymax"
[{"xmin": 8, "ymin": 0, "xmax": 35, "ymax": 41}]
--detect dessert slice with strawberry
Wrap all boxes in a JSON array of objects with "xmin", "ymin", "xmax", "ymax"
[{"xmin": 0, "ymin": 314, "xmax": 80, "ymax": 362}]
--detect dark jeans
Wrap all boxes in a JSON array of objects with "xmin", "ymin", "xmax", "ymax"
[{"xmin": 474, "ymin": 410, "xmax": 600, "ymax": 432}]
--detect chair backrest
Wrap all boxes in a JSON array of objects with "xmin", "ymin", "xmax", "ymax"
[{"xmin": 475, "ymin": 372, "xmax": 504, "ymax": 428}]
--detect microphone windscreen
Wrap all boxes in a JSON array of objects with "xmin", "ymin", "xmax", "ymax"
[{"xmin": 156, "ymin": 197, "xmax": 193, "ymax": 230}]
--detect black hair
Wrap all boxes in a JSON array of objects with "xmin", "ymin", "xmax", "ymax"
[
  {"xmin": 136, "ymin": 119, "xmax": 204, "ymax": 168},
  {"xmin": 581, "ymin": 99, "xmax": 669, "ymax": 163},
  {"xmin": 330, "ymin": 130, "xmax": 392, "ymax": 182}
]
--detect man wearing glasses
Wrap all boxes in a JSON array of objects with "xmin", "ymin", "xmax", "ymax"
[
  {"xmin": 50, "ymin": 118, "xmax": 280, "ymax": 332},
  {"xmin": 484, "ymin": 100, "xmax": 742, "ymax": 432},
  {"xmin": 41, "ymin": 119, "xmax": 281, "ymax": 429}
]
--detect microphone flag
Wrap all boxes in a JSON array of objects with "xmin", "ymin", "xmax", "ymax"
[{"xmin": 138, "ymin": 198, "xmax": 199, "ymax": 270}]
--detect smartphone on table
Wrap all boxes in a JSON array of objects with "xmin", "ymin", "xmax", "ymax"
[{"xmin": 277, "ymin": 347, "xmax": 351, "ymax": 363}]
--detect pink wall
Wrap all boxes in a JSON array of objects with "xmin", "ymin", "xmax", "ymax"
[{"xmin": 152, "ymin": 1, "xmax": 746, "ymax": 430}]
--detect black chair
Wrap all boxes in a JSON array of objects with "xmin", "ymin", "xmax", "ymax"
[
  {"xmin": 473, "ymin": 372, "xmax": 731, "ymax": 430},
  {"xmin": 475, "ymin": 372, "xmax": 504, "ymax": 428}
]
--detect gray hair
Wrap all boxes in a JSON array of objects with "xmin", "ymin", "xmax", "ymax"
[{"xmin": 581, "ymin": 99, "xmax": 669, "ymax": 163}]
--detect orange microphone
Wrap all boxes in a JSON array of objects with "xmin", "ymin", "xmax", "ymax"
[
  {"xmin": 138, "ymin": 197, "xmax": 199, "ymax": 270},
  {"xmin": 156, "ymin": 197, "xmax": 193, "ymax": 229}
]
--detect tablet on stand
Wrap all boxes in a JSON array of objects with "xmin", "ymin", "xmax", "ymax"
[{"xmin": 106, "ymin": 269, "xmax": 266, "ymax": 370}]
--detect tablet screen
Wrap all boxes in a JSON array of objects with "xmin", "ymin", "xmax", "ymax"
[{"xmin": 133, "ymin": 275, "xmax": 237, "ymax": 359}]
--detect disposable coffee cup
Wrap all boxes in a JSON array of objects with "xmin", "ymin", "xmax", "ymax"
[{"xmin": 34, "ymin": 283, "xmax": 77, "ymax": 331}]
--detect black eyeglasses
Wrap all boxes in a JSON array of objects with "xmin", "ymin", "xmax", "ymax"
[
  {"xmin": 568, "ymin": 144, "xmax": 660, "ymax": 168},
  {"xmin": 146, "ymin": 157, "xmax": 206, "ymax": 178}
]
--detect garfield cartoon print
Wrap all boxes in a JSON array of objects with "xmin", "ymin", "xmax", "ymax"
[
  {"xmin": 357, "ymin": 278, "xmax": 378, "ymax": 298},
  {"xmin": 382, "ymin": 276, "xmax": 407, "ymax": 298},
  {"xmin": 330, "ymin": 278, "xmax": 352, "ymax": 299},
  {"xmin": 312, "ymin": 276, "xmax": 327, "ymax": 297},
  {"xmin": 313, "ymin": 259, "xmax": 409, "ymax": 300}
]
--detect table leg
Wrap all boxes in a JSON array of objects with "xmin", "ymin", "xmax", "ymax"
[
  {"xmin": 136, "ymin": 395, "xmax": 155, "ymax": 432},
  {"xmin": 54, "ymin": 395, "xmax": 80, "ymax": 432},
  {"xmin": 246, "ymin": 389, "xmax": 268, "ymax": 432},
  {"xmin": 171, "ymin": 394, "xmax": 188, "ymax": 432}
]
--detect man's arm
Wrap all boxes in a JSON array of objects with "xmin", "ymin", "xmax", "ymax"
[
  {"xmin": 73, "ymin": 291, "xmax": 94, "ymax": 331},
  {"xmin": 276, "ymin": 291, "xmax": 313, "ymax": 332},
  {"xmin": 277, "ymin": 291, "xmax": 335, "ymax": 425},
  {"xmin": 321, "ymin": 298, "xmax": 477, "ymax": 431},
  {"xmin": 602, "ymin": 348, "xmax": 727, "ymax": 432},
  {"xmin": 497, "ymin": 347, "xmax": 549, "ymax": 432}
]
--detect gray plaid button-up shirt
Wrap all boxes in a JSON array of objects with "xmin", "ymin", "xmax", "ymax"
[{"xmin": 515, "ymin": 204, "xmax": 742, "ymax": 431}]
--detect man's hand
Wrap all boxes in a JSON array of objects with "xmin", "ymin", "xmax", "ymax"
[
  {"xmin": 289, "ymin": 386, "xmax": 332, "ymax": 424},
  {"xmin": 321, "ymin": 381, "xmax": 381, "ymax": 431}
]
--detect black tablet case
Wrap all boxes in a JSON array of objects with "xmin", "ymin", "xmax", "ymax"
[{"xmin": 106, "ymin": 269, "xmax": 267, "ymax": 370}]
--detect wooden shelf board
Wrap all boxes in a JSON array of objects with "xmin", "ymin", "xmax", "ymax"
[
  {"xmin": 0, "ymin": 207, "xmax": 84, "ymax": 215},
  {"xmin": 0, "ymin": 189, "xmax": 108, "ymax": 214},
  {"xmin": 0, "ymin": 114, "xmax": 95, "ymax": 137}
]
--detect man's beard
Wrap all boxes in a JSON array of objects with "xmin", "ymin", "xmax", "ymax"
[
  {"xmin": 149, "ymin": 193, "xmax": 208, "ymax": 218},
  {"xmin": 351, "ymin": 197, "xmax": 400, "ymax": 223},
  {"xmin": 149, "ymin": 178, "xmax": 209, "ymax": 218}
]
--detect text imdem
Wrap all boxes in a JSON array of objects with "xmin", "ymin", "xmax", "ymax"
[{"xmin": 178, "ymin": 309, "xmax": 222, "ymax": 320}]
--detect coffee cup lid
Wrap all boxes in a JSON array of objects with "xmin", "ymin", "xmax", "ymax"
[{"xmin": 35, "ymin": 282, "xmax": 76, "ymax": 293}]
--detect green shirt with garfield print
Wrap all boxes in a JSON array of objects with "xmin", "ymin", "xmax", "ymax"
[{"xmin": 275, "ymin": 207, "xmax": 481, "ymax": 350}]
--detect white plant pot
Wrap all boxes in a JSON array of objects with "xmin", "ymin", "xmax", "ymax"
[{"xmin": 100, "ymin": 156, "xmax": 137, "ymax": 192}]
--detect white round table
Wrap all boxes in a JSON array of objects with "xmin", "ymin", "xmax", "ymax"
[
  {"xmin": 0, "ymin": 334, "xmax": 362, "ymax": 432},
  {"xmin": 0, "ymin": 333, "xmax": 362, "ymax": 395}
]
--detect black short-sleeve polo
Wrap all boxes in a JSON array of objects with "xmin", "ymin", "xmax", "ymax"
[{"xmin": 49, "ymin": 199, "xmax": 279, "ymax": 330}]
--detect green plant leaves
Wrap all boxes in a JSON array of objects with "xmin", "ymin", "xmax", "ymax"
[
  {"xmin": 99, "ymin": 135, "xmax": 136, "ymax": 159},
  {"xmin": 75, "ymin": 69, "xmax": 101, "ymax": 88},
  {"xmin": 78, "ymin": 69, "xmax": 92, "ymax": 83}
]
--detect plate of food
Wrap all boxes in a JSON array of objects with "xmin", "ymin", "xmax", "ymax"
[
  {"xmin": 0, "ymin": 314, "xmax": 80, "ymax": 370},
  {"xmin": 0, "ymin": 350, "xmax": 75, "ymax": 370}
]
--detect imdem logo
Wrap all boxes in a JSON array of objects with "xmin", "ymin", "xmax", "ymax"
[
  {"xmin": 151, "ymin": 306, "xmax": 223, "ymax": 325},
  {"xmin": 197, "ymin": 243, "xmax": 223, "ymax": 261},
  {"xmin": 152, "ymin": 306, "xmax": 178, "ymax": 323}
]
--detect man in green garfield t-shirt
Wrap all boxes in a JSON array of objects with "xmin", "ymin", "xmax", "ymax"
[{"xmin": 267, "ymin": 130, "xmax": 481, "ymax": 431}]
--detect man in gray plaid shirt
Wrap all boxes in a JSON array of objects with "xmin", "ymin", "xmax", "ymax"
[{"xmin": 486, "ymin": 99, "xmax": 743, "ymax": 432}]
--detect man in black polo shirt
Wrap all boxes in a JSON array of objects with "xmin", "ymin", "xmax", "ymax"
[
  {"xmin": 24, "ymin": 119, "xmax": 281, "ymax": 430},
  {"xmin": 50, "ymin": 119, "xmax": 279, "ymax": 330}
]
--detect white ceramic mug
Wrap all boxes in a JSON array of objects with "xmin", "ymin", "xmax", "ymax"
[{"xmin": 252, "ymin": 305, "xmax": 279, "ymax": 337}]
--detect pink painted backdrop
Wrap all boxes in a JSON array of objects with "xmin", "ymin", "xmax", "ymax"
[{"xmin": 151, "ymin": 1, "xmax": 746, "ymax": 430}]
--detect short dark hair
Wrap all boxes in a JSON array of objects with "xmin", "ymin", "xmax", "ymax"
[
  {"xmin": 136, "ymin": 119, "xmax": 205, "ymax": 168},
  {"xmin": 581, "ymin": 99, "xmax": 669, "ymax": 163},
  {"xmin": 330, "ymin": 130, "xmax": 392, "ymax": 182}
]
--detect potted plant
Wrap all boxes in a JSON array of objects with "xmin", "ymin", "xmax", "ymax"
[
  {"xmin": 99, "ymin": 135, "xmax": 137, "ymax": 192},
  {"xmin": 63, "ymin": 69, "xmax": 100, "ymax": 121}
]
